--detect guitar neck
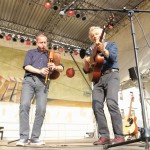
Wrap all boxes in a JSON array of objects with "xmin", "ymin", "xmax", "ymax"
[
  {"xmin": 128, "ymin": 101, "xmax": 132, "ymax": 118},
  {"xmin": 128, "ymin": 94, "xmax": 134, "ymax": 119},
  {"xmin": 99, "ymin": 28, "xmax": 105, "ymax": 42}
]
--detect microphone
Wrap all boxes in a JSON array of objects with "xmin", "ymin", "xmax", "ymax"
[
  {"xmin": 79, "ymin": 49, "xmax": 86, "ymax": 59},
  {"xmin": 59, "ymin": 0, "xmax": 77, "ymax": 16}
]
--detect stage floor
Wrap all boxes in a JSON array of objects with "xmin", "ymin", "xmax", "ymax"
[{"xmin": 0, "ymin": 139, "xmax": 148, "ymax": 150}]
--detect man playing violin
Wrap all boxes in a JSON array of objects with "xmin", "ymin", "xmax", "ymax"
[
  {"xmin": 83, "ymin": 26, "xmax": 125, "ymax": 145},
  {"xmin": 16, "ymin": 33, "xmax": 64, "ymax": 146}
]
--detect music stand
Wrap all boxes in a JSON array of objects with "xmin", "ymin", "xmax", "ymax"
[{"xmin": 69, "ymin": 7, "xmax": 150, "ymax": 150}]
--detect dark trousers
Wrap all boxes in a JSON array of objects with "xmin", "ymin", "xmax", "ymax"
[
  {"xmin": 92, "ymin": 72, "xmax": 123, "ymax": 139},
  {"xmin": 19, "ymin": 76, "xmax": 48, "ymax": 140}
]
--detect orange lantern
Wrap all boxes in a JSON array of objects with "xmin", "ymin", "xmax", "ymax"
[{"xmin": 66, "ymin": 68, "xmax": 75, "ymax": 78}]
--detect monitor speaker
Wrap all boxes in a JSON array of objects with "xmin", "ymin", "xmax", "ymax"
[{"xmin": 128, "ymin": 67, "xmax": 138, "ymax": 80}]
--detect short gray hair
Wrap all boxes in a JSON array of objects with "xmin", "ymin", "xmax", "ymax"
[
  {"xmin": 89, "ymin": 26, "xmax": 106, "ymax": 42},
  {"xmin": 36, "ymin": 33, "xmax": 47, "ymax": 41}
]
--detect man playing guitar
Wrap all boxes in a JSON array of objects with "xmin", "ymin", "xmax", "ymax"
[{"xmin": 83, "ymin": 26, "xmax": 125, "ymax": 145}]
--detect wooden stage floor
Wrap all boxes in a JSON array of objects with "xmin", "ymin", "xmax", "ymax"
[{"xmin": 0, "ymin": 138, "xmax": 149, "ymax": 150}]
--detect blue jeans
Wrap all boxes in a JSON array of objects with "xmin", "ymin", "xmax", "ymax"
[
  {"xmin": 19, "ymin": 76, "xmax": 48, "ymax": 140},
  {"xmin": 92, "ymin": 72, "xmax": 123, "ymax": 139}
]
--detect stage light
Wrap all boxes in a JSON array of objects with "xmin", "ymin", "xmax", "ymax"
[
  {"xmin": 65, "ymin": 50, "xmax": 68, "ymax": 53},
  {"xmin": 0, "ymin": 34, "xmax": 4, "ymax": 39},
  {"xmin": 68, "ymin": 11, "xmax": 75, "ymax": 17},
  {"xmin": 53, "ymin": 45, "xmax": 58, "ymax": 50},
  {"xmin": 79, "ymin": 48, "xmax": 86, "ymax": 59},
  {"xmin": 0, "ymin": 32, "xmax": 5, "ymax": 36},
  {"xmin": 48, "ymin": 43, "xmax": 52, "ymax": 49},
  {"xmin": 12, "ymin": 37, "xmax": 17, "ymax": 42},
  {"xmin": 44, "ymin": 1, "xmax": 51, "ymax": 9},
  {"xmin": 12, "ymin": 34, "xmax": 17, "ymax": 42},
  {"xmin": 32, "ymin": 40, "xmax": 36, "ymax": 46},
  {"xmin": 48, "ymin": 46, "xmax": 51, "ymax": 49},
  {"xmin": 70, "ymin": 51, "xmax": 73, "ymax": 54},
  {"xmin": 53, "ymin": 5, "xmax": 58, "ymax": 10},
  {"xmin": 82, "ymin": 16, "xmax": 86, "ymax": 21},
  {"xmin": 76, "ymin": 13, "xmax": 80, "ymax": 18},
  {"xmin": 75, "ymin": 12, "xmax": 86, "ymax": 21},
  {"xmin": 53, "ymin": 46, "xmax": 57, "ymax": 50},
  {"xmin": 20, "ymin": 37, "xmax": 25, "ymax": 43}
]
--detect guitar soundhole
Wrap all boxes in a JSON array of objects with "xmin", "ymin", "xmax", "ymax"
[{"xmin": 128, "ymin": 118, "xmax": 133, "ymax": 125}]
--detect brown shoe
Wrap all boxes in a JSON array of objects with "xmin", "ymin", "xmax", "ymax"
[
  {"xmin": 93, "ymin": 137, "xmax": 111, "ymax": 145},
  {"xmin": 111, "ymin": 137, "xmax": 125, "ymax": 144}
]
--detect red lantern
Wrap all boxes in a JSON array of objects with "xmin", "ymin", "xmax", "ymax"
[
  {"xmin": 74, "ymin": 51, "xmax": 78, "ymax": 55},
  {"xmin": 26, "ymin": 41, "xmax": 31, "ymax": 45},
  {"xmin": 6, "ymin": 36, "xmax": 11, "ymax": 41},
  {"xmin": 44, "ymin": 2, "xmax": 51, "ymax": 9},
  {"xmin": 59, "ymin": 47, "xmax": 63, "ymax": 53},
  {"xmin": 66, "ymin": 68, "xmax": 75, "ymax": 78},
  {"xmin": 68, "ymin": 11, "xmax": 75, "ymax": 17},
  {"xmin": 109, "ymin": 25, "xmax": 113, "ymax": 30}
]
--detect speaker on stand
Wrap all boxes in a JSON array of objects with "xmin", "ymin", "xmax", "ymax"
[{"xmin": 128, "ymin": 67, "xmax": 138, "ymax": 81}]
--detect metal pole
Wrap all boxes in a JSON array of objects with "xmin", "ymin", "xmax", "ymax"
[{"xmin": 128, "ymin": 10, "xmax": 149, "ymax": 150}]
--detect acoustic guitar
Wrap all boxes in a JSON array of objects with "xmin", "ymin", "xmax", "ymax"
[
  {"xmin": 123, "ymin": 92, "xmax": 138, "ymax": 136},
  {"xmin": 89, "ymin": 14, "xmax": 114, "ymax": 82}
]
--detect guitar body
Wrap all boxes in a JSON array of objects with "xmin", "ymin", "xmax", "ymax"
[
  {"xmin": 123, "ymin": 116, "xmax": 138, "ymax": 135},
  {"xmin": 123, "ymin": 92, "xmax": 138, "ymax": 136},
  {"xmin": 87, "ymin": 14, "xmax": 115, "ymax": 82},
  {"xmin": 89, "ymin": 53, "xmax": 104, "ymax": 82}
]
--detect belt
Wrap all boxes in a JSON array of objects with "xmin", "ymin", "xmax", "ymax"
[
  {"xmin": 102, "ymin": 68, "xmax": 119, "ymax": 75},
  {"xmin": 34, "ymin": 75, "xmax": 45, "ymax": 82},
  {"xmin": 26, "ymin": 74, "xmax": 45, "ymax": 82}
]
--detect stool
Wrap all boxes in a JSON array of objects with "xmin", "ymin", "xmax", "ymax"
[{"xmin": 0, "ymin": 127, "xmax": 4, "ymax": 140}]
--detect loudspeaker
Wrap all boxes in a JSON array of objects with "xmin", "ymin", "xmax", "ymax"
[{"xmin": 128, "ymin": 67, "xmax": 138, "ymax": 80}]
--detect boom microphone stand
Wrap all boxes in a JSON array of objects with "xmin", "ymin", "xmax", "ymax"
[
  {"xmin": 69, "ymin": 50, "xmax": 92, "ymax": 90},
  {"xmin": 103, "ymin": 10, "xmax": 150, "ymax": 150},
  {"xmin": 68, "ymin": 7, "xmax": 150, "ymax": 150}
]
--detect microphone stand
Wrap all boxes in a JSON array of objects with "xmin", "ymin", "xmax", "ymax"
[
  {"xmin": 69, "ymin": 7, "xmax": 150, "ymax": 149},
  {"xmin": 69, "ymin": 51, "xmax": 92, "ymax": 90},
  {"xmin": 59, "ymin": 0, "xmax": 78, "ymax": 16}
]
